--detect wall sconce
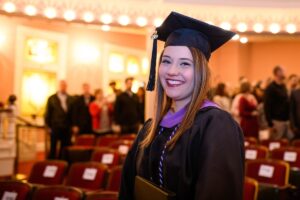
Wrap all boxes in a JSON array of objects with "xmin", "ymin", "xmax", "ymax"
[
  {"xmin": 74, "ymin": 43, "xmax": 100, "ymax": 64},
  {"xmin": 108, "ymin": 53, "xmax": 124, "ymax": 73}
]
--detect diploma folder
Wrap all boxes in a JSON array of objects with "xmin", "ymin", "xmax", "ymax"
[{"xmin": 134, "ymin": 176, "xmax": 176, "ymax": 200}]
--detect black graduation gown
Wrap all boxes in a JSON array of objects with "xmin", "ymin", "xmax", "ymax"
[{"xmin": 119, "ymin": 106, "xmax": 245, "ymax": 200}]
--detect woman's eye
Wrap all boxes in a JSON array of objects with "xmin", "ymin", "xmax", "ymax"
[
  {"xmin": 161, "ymin": 59, "xmax": 171, "ymax": 64},
  {"xmin": 180, "ymin": 62, "xmax": 191, "ymax": 67}
]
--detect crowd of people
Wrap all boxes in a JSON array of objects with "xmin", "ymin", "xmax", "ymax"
[
  {"xmin": 44, "ymin": 78, "xmax": 145, "ymax": 159},
  {"xmin": 210, "ymin": 65, "xmax": 300, "ymax": 142}
]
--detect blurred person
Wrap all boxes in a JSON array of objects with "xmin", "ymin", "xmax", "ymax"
[
  {"xmin": 89, "ymin": 89, "xmax": 113, "ymax": 134},
  {"xmin": 253, "ymin": 81, "xmax": 268, "ymax": 130},
  {"xmin": 114, "ymin": 77, "xmax": 140, "ymax": 134},
  {"xmin": 264, "ymin": 66, "xmax": 291, "ymax": 139},
  {"xmin": 71, "ymin": 83, "xmax": 94, "ymax": 134},
  {"xmin": 44, "ymin": 80, "xmax": 74, "ymax": 159},
  {"xmin": 213, "ymin": 82, "xmax": 231, "ymax": 112},
  {"xmin": 290, "ymin": 78, "xmax": 300, "ymax": 139},
  {"xmin": 239, "ymin": 82, "xmax": 259, "ymax": 138},
  {"xmin": 137, "ymin": 87, "xmax": 145, "ymax": 123},
  {"xmin": 6, "ymin": 95, "xmax": 18, "ymax": 139},
  {"xmin": 287, "ymin": 74, "xmax": 298, "ymax": 96},
  {"xmin": 107, "ymin": 81, "xmax": 122, "ymax": 103}
]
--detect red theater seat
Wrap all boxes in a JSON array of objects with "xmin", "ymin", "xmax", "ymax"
[
  {"xmin": 96, "ymin": 135, "xmax": 119, "ymax": 147},
  {"xmin": 75, "ymin": 134, "xmax": 96, "ymax": 146},
  {"xmin": 246, "ymin": 159, "xmax": 290, "ymax": 187},
  {"xmin": 119, "ymin": 134, "xmax": 136, "ymax": 141},
  {"xmin": 271, "ymin": 147, "xmax": 300, "ymax": 169},
  {"xmin": 32, "ymin": 185, "xmax": 82, "ymax": 200},
  {"xmin": 260, "ymin": 139, "xmax": 289, "ymax": 151},
  {"xmin": 91, "ymin": 148, "xmax": 121, "ymax": 168},
  {"xmin": 85, "ymin": 191, "xmax": 118, "ymax": 200},
  {"xmin": 109, "ymin": 140, "xmax": 133, "ymax": 156},
  {"xmin": 292, "ymin": 139, "xmax": 300, "ymax": 148},
  {"xmin": 244, "ymin": 137, "xmax": 258, "ymax": 147},
  {"xmin": 106, "ymin": 166, "xmax": 122, "ymax": 191},
  {"xmin": 64, "ymin": 146, "xmax": 94, "ymax": 164},
  {"xmin": 28, "ymin": 160, "xmax": 67, "ymax": 185},
  {"xmin": 0, "ymin": 181, "xmax": 31, "ymax": 200},
  {"xmin": 244, "ymin": 177, "xmax": 258, "ymax": 200},
  {"xmin": 245, "ymin": 145, "xmax": 269, "ymax": 161},
  {"xmin": 66, "ymin": 162, "xmax": 108, "ymax": 190}
]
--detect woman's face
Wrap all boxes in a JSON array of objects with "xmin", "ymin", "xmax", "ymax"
[
  {"xmin": 96, "ymin": 91, "xmax": 103, "ymax": 100},
  {"xmin": 159, "ymin": 46, "xmax": 195, "ymax": 105}
]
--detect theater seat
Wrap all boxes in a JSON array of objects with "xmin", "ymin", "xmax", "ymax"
[
  {"xmin": 32, "ymin": 185, "xmax": 82, "ymax": 200},
  {"xmin": 65, "ymin": 162, "xmax": 108, "ymax": 190},
  {"xmin": 91, "ymin": 147, "xmax": 121, "ymax": 168},
  {"xmin": 85, "ymin": 191, "xmax": 118, "ymax": 200},
  {"xmin": 0, "ymin": 181, "xmax": 31, "ymax": 200},
  {"xmin": 271, "ymin": 147, "xmax": 300, "ymax": 169},
  {"xmin": 28, "ymin": 160, "xmax": 67, "ymax": 185},
  {"xmin": 63, "ymin": 146, "xmax": 94, "ymax": 164},
  {"xmin": 245, "ymin": 137, "xmax": 258, "ymax": 147},
  {"xmin": 245, "ymin": 145, "xmax": 269, "ymax": 161},
  {"xmin": 260, "ymin": 139, "xmax": 289, "ymax": 151},
  {"xmin": 96, "ymin": 135, "xmax": 119, "ymax": 147},
  {"xmin": 244, "ymin": 177, "xmax": 258, "ymax": 200},
  {"xmin": 75, "ymin": 134, "xmax": 96, "ymax": 146},
  {"xmin": 106, "ymin": 166, "xmax": 122, "ymax": 191},
  {"xmin": 292, "ymin": 139, "xmax": 300, "ymax": 148},
  {"xmin": 109, "ymin": 140, "xmax": 133, "ymax": 156},
  {"xmin": 119, "ymin": 134, "xmax": 136, "ymax": 141}
]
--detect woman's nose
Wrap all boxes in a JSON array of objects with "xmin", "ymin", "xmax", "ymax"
[{"xmin": 167, "ymin": 63, "xmax": 179, "ymax": 75}]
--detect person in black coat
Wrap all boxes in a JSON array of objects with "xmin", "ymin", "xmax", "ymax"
[
  {"xmin": 114, "ymin": 77, "xmax": 140, "ymax": 134},
  {"xmin": 71, "ymin": 83, "xmax": 95, "ymax": 134},
  {"xmin": 119, "ymin": 12, "xmax": 244, "ymax": 200},
  {"xmin": 290, "ymin": 80, "xmax": 300, "ymax": 139},
  {"xmin": 44, "ymin": 80, "xmax": 74, "ymax": 159}
]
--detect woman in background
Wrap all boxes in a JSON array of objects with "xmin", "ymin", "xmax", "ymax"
[{"xmin": 213, "ymin": 82, "xmax": 231, "ymax": 112}]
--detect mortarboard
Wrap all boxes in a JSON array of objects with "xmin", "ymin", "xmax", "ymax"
[{"xmin": 146, "ymin": 11, "xmax": 235, "ymax": 91}]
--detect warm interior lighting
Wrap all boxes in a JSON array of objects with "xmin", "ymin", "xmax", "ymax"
[
  {"xmin": 153, "ymin": 18, "xmax": 163, "ymax": 27},
  {"xmin": 83, "ymin": 11, "xmax": 95, "ymax": 23},
  {"xmin": 24, "ymin": 5, "xmax": 37, "ymax": 16},
  {"xmin": 237, "ymin": 22, "xmax": 248, "ymax": 32},
  {"xmin": 101, "ymin": 25, "xmax": 111, "ymax": 32},
  {"xmin": 206, "ymin": 21, "xmax": 214, "ymax": 25},
  {"xmin": 136, "ymin": 17, "xmax": 148, "ymax": 27},
  {"xmin": 100, "ymin": 13, "xmax": 113, "ymax": 24},
  {"xmin": 44, "ymin": 7, "xmax": 57, "ymax": 19},
  {"xmin": 127, "ymin": 57, "xmax": 139, "ymax": 75},
  {"xmin": 0, "ymin": 33, "xmax": 6, "ymax": 46},
  {"xmin": 269, "ymin": 23, "xmax": 281, "ymax": 34},
  {"xmin": 286, "ymin": 23, "xmax": 297, "ymax": 34},
  {"xmin": 231, "ymin": 34, "xmax": 240, "ymax": 41},
  {"xmin": 253, "ymin": 23, "xmax": 264, "ymax": 33},
  {"xmin": 118, "ymin": 15, "xmax": 130, "ymax": 26},
  {"xmin": 64, "ymin": 10, "xmax": 76, "ymax": 21},
  {"xmin": 3, "ymin": 2, "xmax": 16, "ymax": 13},
  {"xmin": 142, "ymin": 58, "xmax": 149, "ymax": 75},
  {"xmin": 131, "ymin": 80, "xmax": 143, "ymax": 93},
  {"xmin": 240, "ymin": 37, "xmax": 248, "ymax": 44},
  {"xmin": 108, "ymin": 53, "xmax": 125, "ymax": 73},
  {"xmin": 74, "ymin": 43, "xmax": 100, "ymax": 63},
  {"xmin": 220, "ymin": 22, "xmax": 231, "ymax": 30}
]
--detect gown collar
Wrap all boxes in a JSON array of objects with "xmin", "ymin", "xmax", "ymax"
[{"xmin": 159, "ymin": 100, "xmax": 219, "ymax": 128}]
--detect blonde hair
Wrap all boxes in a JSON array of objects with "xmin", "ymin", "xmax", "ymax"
[{"xmin": 140, "ymin": 47, "xmax": 211, "ymax": 150}]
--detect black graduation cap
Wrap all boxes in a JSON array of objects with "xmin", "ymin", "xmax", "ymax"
[{"xmin": 146, "ymin": 11, "xmax": 235, "ymax": 91}]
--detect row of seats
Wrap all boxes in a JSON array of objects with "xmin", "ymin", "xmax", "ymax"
[
  {"xmin": 0, "ymin": 181, "xmax": 118, "ymax": 200},
  {"xmin": 244, "ymin": 137, "xmax": 300, "ymax": 150},
  {"xmin": 74, "ymin": 134, "xmax": 136, "ymax": 147}
]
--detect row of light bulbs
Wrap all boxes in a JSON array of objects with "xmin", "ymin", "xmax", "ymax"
[{"xmin": 1, "ymin": 2, "xmax": 298, "ymax": 35}]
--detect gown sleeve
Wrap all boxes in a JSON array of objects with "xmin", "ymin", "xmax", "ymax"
[
  {"xmin": 119, "ymin": 119, "xmax": 152, "ymax": 200},
  {"xmin": 194, "ymin": 109, "xmax": 245, "ymax": 200}
]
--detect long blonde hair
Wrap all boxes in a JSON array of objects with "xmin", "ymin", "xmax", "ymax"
[{"xmin": 140, "ymin": 47, "xmax": 211, "ymax": 150}]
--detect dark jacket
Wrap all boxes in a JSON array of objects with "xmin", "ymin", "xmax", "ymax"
[
  {"xmin": 114, "ymin": 92, "xmax": 140, "ymax": 126},
  {"xmin": 72, "ymin": 95, "xmax": 95, "ymax": 133},
  {"xmin": 119, "ymin": 107, "xmax": 244, "ymax": 200},
  {"xmin": 290, "ymin": 89, "xmax": 300, "ymax": 131},
  {"xmin": 264, "ymin": 81, "xmax": 289, "ymax": 126},
  {"xmin": 44, "ymin": 93, "xmax": 74, "ymax": 130}
]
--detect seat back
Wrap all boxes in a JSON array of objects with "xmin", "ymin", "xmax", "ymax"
[
  {"xmin": 66, "ymin": 162, "xmax": 108, "ymax": 190},
  {"xmin": 245, "ymin": 145, "xmax": 269, "ymax": 161},
  {"xmin": 292, "ymin": 139, "xmax": 300, "ymax": 148},
  {"xmin": 75, "ymin": 134, "xmax": 96, "ymax": 146},
  {"xmin": 28, "ymin": 160, "xmax": 67, "ymax": 185},
  {"xmin": 32, "ymin": 186, "xmax": 82, "ymax": 200},
  {"xmin": 85, "ymin": 191, "xmax": 118, "ymax": 200},
  {"xmin": 260, "ymin": 139, "xmax": 289, "ymax": 151},
  {"xmin": 244, "ymin": 137, "xmax": 258, "ymax": 147},
  {"xmin": 109, "ymin": 140, "xmax": 133, "ymax": 156},
  {"xmin": 0, "ymin": 181, "xmax": 31, "ymax": 200},
  {"xmin": 96, "ymin": 135, "xmax": 119, "ymax": 147},
  {"xmin": 119, "ymin": 134, "xmax": 136, "ymax": 141},
  {"xmin": 244, "ymin": 177, "xmax": 258, "ymax": 200},
  {"xmin": 246, "ymin": 159, "xmax": 290, "ymax": 187},
  {"xmin": 106, "ymin": 166, "xmax": 122, "ymax": 191},
  {"xmin": 271, "ymin": 147, "xmax": 300, "ymax": 169},
  {"xmin": 91, "ymin": 148, "xmax": 121, "ymax": 168}
]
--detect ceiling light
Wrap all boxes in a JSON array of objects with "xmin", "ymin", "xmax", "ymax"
[
  {"xmin": 253, "ymin": 23, "xmax": 264, "ymax": 33},
  {"xmin": 101, "ymin": 25, "xmax": 111, "ymax": 32},
  {"xmin": 232, "ymin": 34, "xmax": 240, "ymax": 41},
  {"xmin": 100, "ymin": 13, "xmax": 113, "ymax": 24},
  {"xmin": 83, "ymin": 11, "xmax": 94, "ymax": 23},
  {"xmin": 237, "ymin": 22, "xmax": 248, "ymax": 32},
  {"xmin": 240, "ymin": 37, "xmax": 248, "ymax": 44},
  {"xmin": 3, "ymin": 2, "xmax": 16, "ymax": 13},
  {"xmin": 64, "ymin": 10, "xmax": 76, "ymax": 21},
  {"xmin": 286, "ymin": 23, "xmax": 297, "ymax": 34},
  {"xmin": 269, "ymin": 23, "xmax": 281, "ymax": 34},
  {"xmin": 136, "ymin": 17, "xmax": 148, "ymax": 27},
  {"xmin": 118, "ymin": 15, "xmax": 130, "ymax": 26},
  {"xmin": 153, "ymin": 18, "xmax": 163, "ymax": 27},
  {"xmin": 220, "ymin": 22, "xmax": 231, "ymax": 31},
  {"xmin": 24, "ymin": 5, "xmax": 37, "ymax": 16},
  {"xmin": 44, "ymin": 7, "xmax": 57, "ymax": 19}
]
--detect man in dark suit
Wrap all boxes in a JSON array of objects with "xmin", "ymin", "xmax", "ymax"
[
  {"xmin": 71, "ymin": 83, "xmax": 94, "ymax": 135},
  {"xmin": 45, "ymin": 80, "xmax": 74, "ymax": 159},
  {"xmin": 290, "ymin": 78, "xmax": 300, "ymax": 139},
  {"xmin": 114, "ymin": 77, "xmax": 140, "ymax": 134}
]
